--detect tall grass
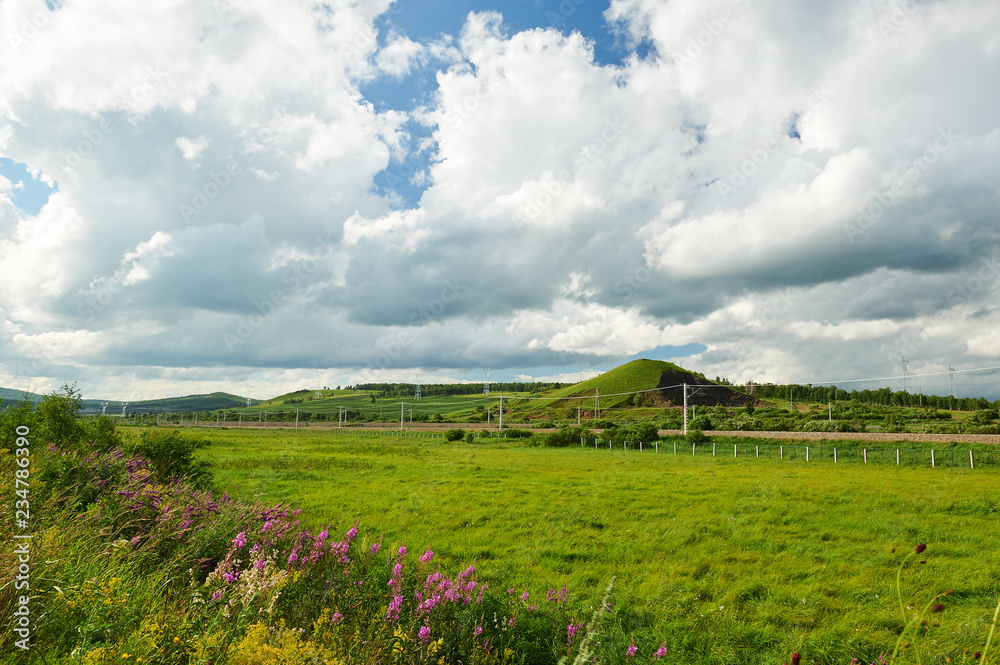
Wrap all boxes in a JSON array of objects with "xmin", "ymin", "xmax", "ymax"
[{"xmin": 3, "ymin": 424, "xmax": 1000, "ymax": 663}]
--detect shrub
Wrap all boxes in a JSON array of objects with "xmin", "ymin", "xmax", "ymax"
[
  {"xmin": 125, "ymin": 429, "xmax": 213, "ymax": 489},
  {"xmin": 689, "ymin": 415, "xmax": 713, "ymax": 431},
  {"xmin": 686, "ymin": 429, "xmax": 711, "ymax": 443},
  {"xmin": 543, "ymin": 426, "xmax": 596, "ymax": 447},
  {"xmin": 464, "ymin": 431, "xmax": 474, "ymax": 443},
  {"xmin": 444, "ymin": 428, "xmax": 464, "ymax": 442},
  {"xmin": 36, "ymin": 383, "xmax": 86, "ymax": 450}
]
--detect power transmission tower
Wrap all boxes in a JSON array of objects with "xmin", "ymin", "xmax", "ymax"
[
  {"xmin": 901, "ymin": 355, "xmax": 911, "ymax": 393},
  {"xmin": 316, "ymin": 369, "xmax": 323, "ymax": 398},
  {"xmin": 415, "ymin": 371, "xmax": 422, "ymax": 400},
  {"xmin": 246, "ymin": 383, "xmax": 253, "ymax": 408},
  {"xmin": 949, "ymin": 365, "xmax": 957, "ymax": 401},
  {"xmin": 483, "ymin": 368, "xmax": 491, "ymax": 396}
]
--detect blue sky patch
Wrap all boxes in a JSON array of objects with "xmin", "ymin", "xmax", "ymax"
[{"xmin": 0, "ymin": 157, "xmax": 57, "ymax": 215}]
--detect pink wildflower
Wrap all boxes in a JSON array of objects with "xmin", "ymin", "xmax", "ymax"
[
  {"xmin": 369, "ymin": 542, "xmax": 381, "ymax": 554},
  {"xmin": 655, "ymin": 643, "xmax": 667, "ymax": 659},
  {"xmin": 474, "ymin": 626, "xmax": 483, "ymax": 636},
  {"xmin": 398, "ymin": 544, "xmax": 407, "ymax": 558},
  {"xmin": 232, "ymin": 531, "xmax": 247, "ymax": 550},
  {"xmin": 419, "ymin": 549, "xmax": 434, "ymax": 562},
  {"xmin": 419, "ymin": 626, "xmax": 431, "ymax": 643},
  {"xmin": 627, "ymin": 642, "xmax": 637, "ymax": 659}
]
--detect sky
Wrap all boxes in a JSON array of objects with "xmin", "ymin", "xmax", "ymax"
[{"xmin": 1, "ymin": 0, "xmax": 999, "ymax": 403}]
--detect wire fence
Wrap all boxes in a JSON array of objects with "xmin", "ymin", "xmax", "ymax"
[{"xmin": 595, "ymin": 439, "xmax": 999, "ymax": 469}]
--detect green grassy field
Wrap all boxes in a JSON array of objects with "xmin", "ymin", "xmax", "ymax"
[{"xmin": 191, "ymin": 427, "xmax": 1000, "ymax": 662}]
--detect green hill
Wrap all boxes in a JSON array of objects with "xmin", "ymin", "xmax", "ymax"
[
  {"xmin": 80, "ymin": 392, "xmax": 248, "ymax": 415},
  {"xmin": 508, "ymin": 359, "xmax": 753, "ymax": 412},
  {"xmin": 0, "ymin": 387, "xmax": 43, "ymax": 405}
]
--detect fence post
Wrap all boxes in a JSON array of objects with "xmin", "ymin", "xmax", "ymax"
[
  {"xmin": 755, "ymin": 445, "xmax": 759, "ymax": 458},
  {"xmin": 674, "ymin": 441, "xmax": 677, "ymax": 455},
  {"xmin": 780, "ymin": 446, "xmax": 783, "ymax": 460},
  {"xmin": 834, "ymin": 448, "xmax": 837, "ymax": 464},
  {"xmin": 640, "ymin": 441, "xmax": 643, "ymax": 452},
  {"xmin": 656, "ymin": 441, "xmax": 659, "ymax": 454},
  {"xmin": 970, "ymin": 450, "xmax": 975, "ymax": 469},
  {"xmin": 931, "ymin": 450, "xmax": 935, "ymax": 468},
  {"xmin": 713, "ymin": 442, "xmax": 716, "ymax": 457},
  {"xmin": 896, "ymin": 449, "xmax": 900, "ymax": 465},
  {"xmin": 806, "ymin": 446, "xmax": 810, "ymax": 462},
  {"xmin": 863, "ymin": 449, "xmax": 867, "ymax": 464},
  {"xmin": 734, "ymin": 444, "xmax": 738, "ymax": 458},
  {"xmin": 693, "ymin": 442, "xmax": 696, "ymax": 456}
]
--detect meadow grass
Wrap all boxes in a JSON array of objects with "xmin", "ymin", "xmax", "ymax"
[{"xmin": 191, "ymin": 427, "xmax": 1000, "ymax": 663}]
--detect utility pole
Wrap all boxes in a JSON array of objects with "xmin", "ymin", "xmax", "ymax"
[
  {"xmin": 577, "ymin": 404, "xmax": 581, "ymax": 425},
  {"xmin": 400, "ymin": 401, "xmax": 404, "ymax": 431},
  {"xmin": 339, "ymin": 406, "xmax": 343, "ymax": 429},
  {"xmin": 499, "ymin": 395, "xmax": 504, "ymax": 431},
  {"xmin": 295, "ymin": 409, "xmax": 299, "ymax": 428},
  {"xmin": 828, "ymin": 402, "xmax": 832, "ymax": 420},
  {"xmin": 683, "ymin": 383, "xmax": 688, "ymax": 435},
  {"xmin": 596, "ymin": 389, "xmax": 600, "ymax": 420}
]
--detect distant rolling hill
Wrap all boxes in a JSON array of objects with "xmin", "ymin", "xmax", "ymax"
[
  {"xmin": 512, "ymin": 358, "xmax": 754, "ymax": 411},
  {"xmin": 0, "ymin": 387, "xmax": 43, "ymax": 406},
  {"xmin": 79, "ymin": 392, "xmax": 249, "ymax": 415}
]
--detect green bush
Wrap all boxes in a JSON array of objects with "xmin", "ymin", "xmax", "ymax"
[
  {"xmin": 689, "ymin": 415, "xmax": 713, "ymax": 431},
  {"xmin": 125, "ymin": 429, "xmax": 213, "ymax": 489},
  {"xmin": 36, "ymin": 383, "xmax": 86, "ymax": 450},
  {"xmin": 543, "ymin": 426, "xmax": 596, "ymax": 447},
  {"xmin": 686, "ymin": 429, "xmax": 711, "ymax": 443},
  {"xmin": 444, "ymin": 428, "xmax": 465, "ymax": 442},
  {"xmin": 464, "ymin": 431, "xmax": 475, "ymax": 443}
]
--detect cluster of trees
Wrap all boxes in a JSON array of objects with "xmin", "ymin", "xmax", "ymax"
[
  {"xmin": 350, "ymin": 381, "xmax": 560, "ymax": 398},
  {"xmin": 750, "ymin": 383, "xmax": 997, "ymax": 411}
]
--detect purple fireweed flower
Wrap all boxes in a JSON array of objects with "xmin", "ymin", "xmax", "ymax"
[
  {"xmin": 419, "ymin": 549, "xmax": 434, "ymax": 563},
  {"xmin": 507, "ymin": 616, "xmax": 516, "ymax": 627},
  {"xmin": 331, "ymin": 612, "xmax": 343, "ymax": 623},
  {"xmin": 255, "ymin": 559, "xmax": 266, "ymax": 572},
  {"xmin": 419, "ymin": 626, "xmax": 431, "ymax": 643},
  {"xmin": 567, "ymin": 621, "xmax": 580, "ymax": 643},
  {"xmin": 458, "ymin": 565, "xmax": 475, "ymax": 581},
  {"xmin": 232, "ymin": 532, "xmax": 247, "ymax": 550},
  {"xmin": 369, "ymin": 542, "xmax": 381, "ymax": 554},
  {"xmin": 223, "ymin": 570, "xmax": 240, "ymax": 584},
  {"xmin": 627, "ymin": 642, "xmax": 637, "ymax": 659},
  {"xmin": 211, "ymin": 590, "xmax": 224, "ymax": 601},
  {"xmin": 288, "ymin": 550, "xmax": 299, "ymax": 565},
  {"xmin": 398, "ymin": 544, "xmax": 407, "ymax": 558},
  {"xmin": 386, "ymin": 594, "xmax": 403, "ymax": 623},
  {"xmin": 655, "ymin": 643, "xmax": 667, "ymax": 659},
  {"xmin": 129, "ymin": 535, "xmax": 142, "ymax": 546},
  {"xmin": 179, "ymin": 519, "xmax": 192, "ymax": 531},
  {"xmin": 474, "ymin": 626, "xmax": 483, "ymax": 636},
  {"xmin": 520, "ymin": 590, "xmax": 529, "ymax": 602}
]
